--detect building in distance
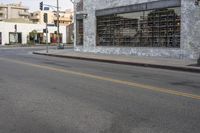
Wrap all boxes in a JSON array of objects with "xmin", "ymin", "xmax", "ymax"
[
  {"xmin": 0, "ymin": 2, "xmax": 30, "ymax": 23},
  {"xmin": 29, "ymin": 9, "xmax": 73, "ymax": 26},
  {"xmin": 0, "ymin": 2, "xmax": 73, "ymax": 26},
  {"xmin": 0, "ymin": 2, "xmax": 74, "ymax": 45}
]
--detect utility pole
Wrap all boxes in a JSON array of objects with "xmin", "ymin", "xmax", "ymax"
[
  {"xmin": 57, "ymin": 0, "xmax": 60, "ymax": 48},
  {"xmin": 70, "ymin": 0, "xmax": 76, "ymax": 47},
  {"xmin": 40, "ymin": 1, "xmax": 61, "ymax": 49},
  {"xmin": 46, "ymin": 23, "xmax": 48, "ymax": 53},
  {"xmin": 14, "ymin": 24, "xmax": 17, "ymax": 44},
  {"xmin": 44, "ymin": 13, "xmax": 48, "ymax": 53}
]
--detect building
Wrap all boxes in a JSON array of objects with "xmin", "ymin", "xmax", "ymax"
[
  {"xmin": 30, "ymin": 9, "xmax": 73, "ymax": 26},
  {"xmin": 29, "ymin": 9, "xmax": 73, "ymax": 44},
  {"xmin": 0, "ymin": 1, "xmax": 73, "ymax": 46},
  {"xmin": 0, "ymin": 22, "xmax": 67, "ymax": 45},
  {"xmin": 29, "ymin": 11, "xmax": 47, "ymax": 24},
  {"xmin": 53, "ymin": 9, "xmax": 73, "ymax": 26},
  {"xmin": 0, "ymin": 2, "xmax": 73, "ymax": 26},
  {"xmin": 0, "ymin": 2, "xmax": 30, "ymax": 22},
  {"xmin": 0, "ymin": 2, "xmax": 73, "ymax": 46},
  {"xmin": 74, "ymin": 0, "xmax": 200, "ymax": 60},
  {"xmin": 29, "ymin": 11, "xmax": 56, "ymax": 24}
]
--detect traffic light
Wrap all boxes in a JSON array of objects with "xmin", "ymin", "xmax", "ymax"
[
  {"xmin": 43, "ymin": 13, "xmax": 48, "ymax": 23},
  {"xmin": 40, "ymin": 2, "xmax": 43, "ymax": 10}
]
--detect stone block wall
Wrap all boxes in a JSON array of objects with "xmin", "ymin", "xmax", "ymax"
[
  {"xmin": 181, "ymin": 0, "xmax": 200, "ymax": 59},
  {"xmin": 74, "ymin": 0, "xmax": 200, "ymax": 59}
]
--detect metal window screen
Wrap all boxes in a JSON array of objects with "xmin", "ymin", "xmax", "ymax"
[
  {"xmin": 97, "ymin": 7, "xmax": 181, "ymax": 47},
  {"xmin": 76, "ymin": 19, "xmax": 84, "ymax": 45}
]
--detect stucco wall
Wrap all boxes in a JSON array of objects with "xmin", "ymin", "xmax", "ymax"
[
  {"xmin": 75, "ymin": 0, "xmax": 200, "ymax": 59},
  {"xmin": 0, "ymin": 22, "xmax": 67, "ymax": 45}
]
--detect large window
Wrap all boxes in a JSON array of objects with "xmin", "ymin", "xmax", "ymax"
[
  {"xmin": 29, "ymin": 33, "xmax": 45, "ymax": 44},
  {"xmin": 97, "ymin": 7, "xmax": 181, "ymax": 47},
  {"xmin": 9, "ymin": 32, "xmax": 22, "ymax": 44}
]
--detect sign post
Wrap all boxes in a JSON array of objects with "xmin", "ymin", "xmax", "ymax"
[
  {"xmin": 56, "ymin": 0, "xmax": 62, "ymax": 49},
  {"xmin": 44, "ymin": 13, "xmax": 48, "ymax": 53},
  {"xmin": 14, "ymin": 24, "xmax": 17, "ymax": 44}
]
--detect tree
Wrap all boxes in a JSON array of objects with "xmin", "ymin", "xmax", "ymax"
[{"xmin": 29, "ymin": 30, "xmax": 37, "ymax": 45}]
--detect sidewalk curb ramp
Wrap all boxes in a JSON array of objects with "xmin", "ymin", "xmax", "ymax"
[{"xmin": 33, "ymin": 52, "xmax": 200, "ymax": 73}]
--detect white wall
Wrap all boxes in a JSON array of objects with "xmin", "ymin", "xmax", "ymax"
[{"xmin": 0, "ymin": 22, "xmax": 67, "ymax": 45}]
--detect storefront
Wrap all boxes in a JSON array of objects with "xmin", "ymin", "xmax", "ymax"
[
  {"xmin": 36, "ymin": 33, "xmax": 44, "ymax": 44},
  {"xmin": 9, "ymin": 32, "xmax": 22, "ymax": 44},
  {"xmin": 0, "ymin": 22, "xmax": 67, "ymax": 46},
  {"xmin": 96, "ymin": 8, "xmax": 181, "ymax": 48},
  {"xmin": 75, "ymin": 0, "xmax": 200, "ymax": 59},
  {"xmin": 29, "ymin": 32, "xmax": 44, "ymax": 44},
  {"xmin": 50, "ymin": 33, "xmax": 63, "ymax": 43}
]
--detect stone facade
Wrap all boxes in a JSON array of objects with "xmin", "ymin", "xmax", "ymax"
[
  {"xmin": 74, "ymin": 0, "xmax": 200, "ymax": 60},
  {"xmin": 181, "ymin": 0, "xmax": 200, "ymax": 59}
]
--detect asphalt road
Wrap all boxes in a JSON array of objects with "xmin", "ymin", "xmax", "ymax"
[{"xmin": 0, "ymin": 47, "xmax": 200, "ymax": 133}]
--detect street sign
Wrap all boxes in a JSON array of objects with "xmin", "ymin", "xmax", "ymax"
[
  {"xmin": 47, "ymin": 24, "xmax": 56, "ymax": 27},
  {"xmin": 44, "ymin": 7, "xmax": 50, "ymax": 11}
]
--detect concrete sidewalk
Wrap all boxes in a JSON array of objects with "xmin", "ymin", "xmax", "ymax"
[
  {"xmin": 0, "ymin": 44, "xmax": 73, "ymax": 49},
  {"xmin": 33, "ymin": 49, "xmax": 200, "ymax": 73}
]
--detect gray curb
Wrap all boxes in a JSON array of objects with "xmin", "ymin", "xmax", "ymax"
[{"xmin": 33, "ymin": 52, "xmax": 200, "ymax": 73}]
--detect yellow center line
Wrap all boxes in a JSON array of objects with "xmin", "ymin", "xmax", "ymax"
[{"xmin": 1, "ymin": 57, "xmax": 200, "ymax": 100}]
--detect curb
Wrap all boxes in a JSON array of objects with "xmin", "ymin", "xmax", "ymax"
[{"xmin": 33, "ymin": 52, "xmax": 200, "ymax": 73}]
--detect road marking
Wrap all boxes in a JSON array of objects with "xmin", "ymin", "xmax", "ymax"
[{"xmin": 1, "ymin": 57, "xmax": 200, "ymax": 100}]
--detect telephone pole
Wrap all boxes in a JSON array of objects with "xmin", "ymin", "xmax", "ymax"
[{"xmin": 57, "ymin": 0, "xmax": 60, "ymax": 47}]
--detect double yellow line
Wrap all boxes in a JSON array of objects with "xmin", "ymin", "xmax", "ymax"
[{"xmin": 1, "ymin": 57, "xmax": 200, "ymax": 100}]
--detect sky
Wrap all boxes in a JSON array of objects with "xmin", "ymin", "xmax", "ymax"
[{"xmin": 0, "ymin": 0, "xmax": 73, "ymax": 11}]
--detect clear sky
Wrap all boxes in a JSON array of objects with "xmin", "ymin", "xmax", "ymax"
[{"xmin": 0, "ymin": 0, "xmax": 73, "ymax": 11}]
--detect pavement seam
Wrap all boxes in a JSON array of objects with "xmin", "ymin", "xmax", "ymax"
[{"xmin": 1, "ymin": 57, "xmax": 200, "ymax": 100}]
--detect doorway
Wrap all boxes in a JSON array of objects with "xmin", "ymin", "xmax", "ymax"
[
  {"xmin": 76, "ymin": 19, "xmax": 83, "ymax": 46},
  {"xmin": 9, "ymin": 32, "xmax": 22, "ymax": 44}
]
